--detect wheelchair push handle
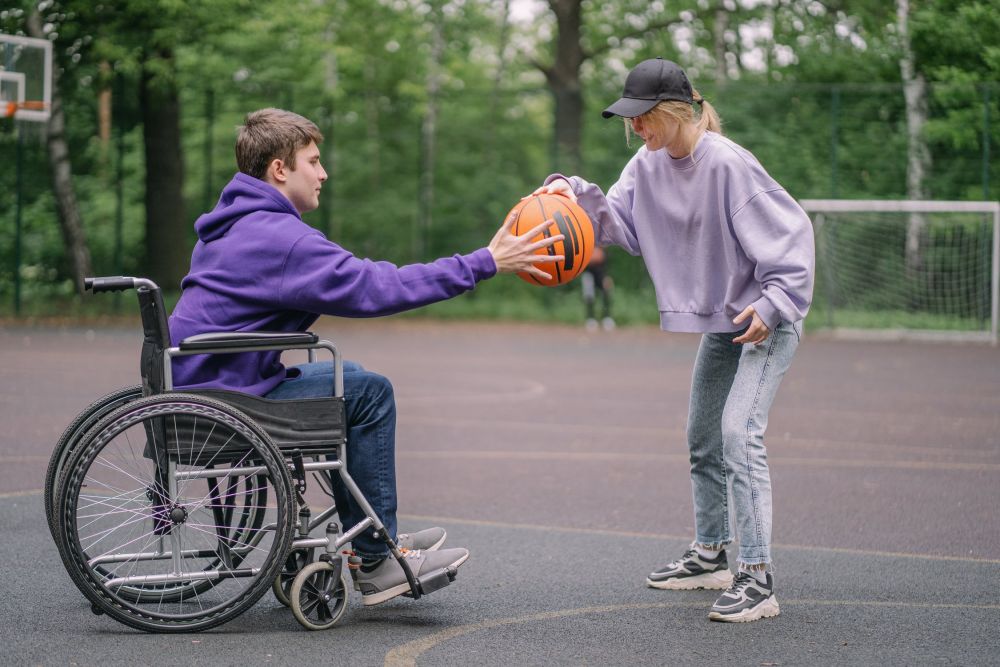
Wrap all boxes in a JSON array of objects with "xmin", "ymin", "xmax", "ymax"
[{"xmin": 85, "ymin": 276, "xmax": 160, "ymax": 294}]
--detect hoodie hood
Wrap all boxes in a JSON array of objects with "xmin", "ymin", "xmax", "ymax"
[{"xmin": 194, "ymin": 172, "xmax": 300, "ymax": 242}]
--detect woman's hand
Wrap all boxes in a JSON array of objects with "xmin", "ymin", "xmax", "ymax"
[
  {"xmin": 488, "ymin": 211, "xmax": 565, "ymax": 280},
  {"xmin": 530, "ymin": 178, "xmax": 577, "ymax": 202},
  {"xmin": 732, "ymin": 306, "xmax": 770, "ymax": 345}
]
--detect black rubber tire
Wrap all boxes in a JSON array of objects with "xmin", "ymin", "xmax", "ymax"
[
  {"xmin": 45, "ymin": 385, "xmax": 143, "ymax": 540},
  {"xmin": 56, "ymin": 393, "xmax": 296, "ymax": 633},
  {"xmin": 290, "ymin": 560, "xmax": 350, "ymax": 630},
  {"xmin": 48, "ymin": 388, "xmax": 251, "ymax": 606},
  {"xmin": 272, "ymin": 547, "xmax": 315, "ymax": 607}
]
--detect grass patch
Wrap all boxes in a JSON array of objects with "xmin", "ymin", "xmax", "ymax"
[
  {"xmin": 808, "ymin": 305, "xmax": 988, "ymax": 332},
  {"xmin": 0, "ymin": 278, "xmax": 662, "ymax": 327},
  {"xmin": 2, "ymin": 280, "xmax": 986, "ymax": 333}
]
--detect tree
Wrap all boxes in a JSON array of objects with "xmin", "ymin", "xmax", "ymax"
[
  {"xmin": 897, "ymin": 0, "xmax": 931, "ymax": 276},
  {"xmin": 24, "ymin": 6, "xmax": 92, "ymax": 294}
]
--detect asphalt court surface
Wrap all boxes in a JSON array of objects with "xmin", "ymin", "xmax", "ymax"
[{"xmin": 2, "ymin": 318, "xmax": 999, "ymax": 665}]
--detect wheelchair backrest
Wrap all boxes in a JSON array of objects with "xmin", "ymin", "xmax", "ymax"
[{"xmin": 137, "ymin": 286, "xmax": 171, "ymax": 397}]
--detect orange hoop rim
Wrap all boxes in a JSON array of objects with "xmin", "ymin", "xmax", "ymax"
[{"xmin": 2, "ymin": 100, "xmax": 48, "ymax": 117}]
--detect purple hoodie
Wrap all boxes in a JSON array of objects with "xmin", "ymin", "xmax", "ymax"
[{"xmin": 168, "ymin": 172, "xmax": 496, "ymax": 395}]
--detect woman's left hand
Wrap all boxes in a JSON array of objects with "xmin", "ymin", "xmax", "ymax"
[{"xmin": 732, "ymin": 306, "xmax": 770, "ymax": 345}]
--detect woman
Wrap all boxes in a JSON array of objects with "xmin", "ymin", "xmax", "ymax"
[{"xmin": 534, "ymin": 57, "xmax": 814, "ymax": 623}]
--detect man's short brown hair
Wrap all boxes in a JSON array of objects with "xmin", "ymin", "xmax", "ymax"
[{"xmin": 236, "ymin": 108, "xmax": 323, "ymax": 179}]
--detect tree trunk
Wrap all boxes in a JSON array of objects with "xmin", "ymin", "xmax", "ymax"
[
  {"xmin": 321, "ymin": 2, "xmax": 338, "ymax": 240},
  {"xmin": 140, "ymin": 52, "xmax": 189, "ymax": 289},
  {"xmin": 364, "ymin": 58, "xmax": 381, "ymax": 192},
  {"xmin": 545, "ymin": 0, "xmax": 585, "ymax": 174},
  {"xmin": 482, "ymin": 0, "xmax": 512, "ymax": 235},
  {"xmin": 418, "ymin": 0, "xmax": 444, "ymax": 260},
  {"xmin": 26, "ymin": 9, "xmax": 92, "ymax": 294},
  {"xmin": 713, "ymin": 6, "xmax": 729, "ymax": 81},
  {"xmin": 897, "ymin": 0, "xmax": 930, "ymax": 278}
]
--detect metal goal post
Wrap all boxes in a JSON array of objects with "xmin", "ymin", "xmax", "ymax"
[{"xmin": 800, "ymin": 199, "xmax": 999, "ymax": 346}]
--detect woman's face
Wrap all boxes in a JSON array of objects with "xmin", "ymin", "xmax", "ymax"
[{"xmin": 631, "ymin": 114, "xmax": 675, "ymax": 152}]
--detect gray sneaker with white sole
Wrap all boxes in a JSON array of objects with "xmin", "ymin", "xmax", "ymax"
[
  {"xmin": 396, "ymin": 527, "xmax": 447, "ymax": 551},
  {"xmin": 646, "ymin": 545, "xmax": 734, "ymax": 590},
  {"xmin": 354, "ymin": 547, "xmax": 470, "ymax": 606},
  {"xmin": 708, "ymin": 571, "xmax": 780, "ymax": 622}
]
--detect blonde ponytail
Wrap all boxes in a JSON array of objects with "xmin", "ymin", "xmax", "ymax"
[{"xmin": 692, "ymin": 87, "xmax": 722, "ymax": 134}]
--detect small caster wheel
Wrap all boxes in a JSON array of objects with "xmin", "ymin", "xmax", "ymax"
[
  {"xmin": 290, "ymin": 560, "xmax": 350, "ymax": 630},
  {"xmin": 272, "ymin": 547, "xmax": 314, "ymax": 607}
]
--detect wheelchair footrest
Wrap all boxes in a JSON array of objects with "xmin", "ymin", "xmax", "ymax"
[{"xmin": 406, "ymin": 564, "xmax": 459, "ymax": 597}]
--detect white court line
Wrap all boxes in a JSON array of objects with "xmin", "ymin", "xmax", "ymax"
[
  {"xmin": 0, "ymin": 455, "xmax": 50, "ymax": 464},
  {"xmin": 399, "ymin": 513, "xmax": 1000, "ymax": 565},
  {"xmin": 404, "ymin": 415, "xmax": 1000, "ymax": 458},
  {"xmin": 8, "ymin": 491, "xmax": 996, "ymax": 564},
  {"xmin": 384, "ymin": 598, "xmax": 1000, "ymax": 667},
  {"xmin": 396, "ymin": 449, "xmax": 1000, "ymax": 473},
  {"xmin": 397, "ymin": 380, "xmax": 546, "ymax": 405},
  {"xmin": 0, "ymin": 489, "xmax": 42, "ymax": 499}
]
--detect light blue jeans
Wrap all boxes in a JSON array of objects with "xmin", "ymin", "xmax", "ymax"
[{"xmin": 686, "ymin": 320, "xmax": 801, "ymax": 569}]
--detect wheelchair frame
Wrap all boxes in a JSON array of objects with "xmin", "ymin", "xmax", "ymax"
[{"xmin": 49, "ymin": 276, "xmax": 457, "ymax": 633}]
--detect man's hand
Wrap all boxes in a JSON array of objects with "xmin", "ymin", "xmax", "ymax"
[
  {"xmin": 732, "ymin": 306, "xmax": 770, "ymax": 345},
  {"xmin": 529, "ymin": 178, "xmax": 577, "ymax": 202},
  {"xmin": 488, "ymin": 211, "xmax": 565, "ymax": 280}
]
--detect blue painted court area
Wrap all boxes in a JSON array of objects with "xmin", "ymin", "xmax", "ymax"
[{"xmin": 1, "ymin": 318, "xmax": 998, "ymax": 665}]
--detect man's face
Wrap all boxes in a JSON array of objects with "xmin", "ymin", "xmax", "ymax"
[{"xmin": 282, "ymin": 141, "xmax": 327, "ymax": 214}]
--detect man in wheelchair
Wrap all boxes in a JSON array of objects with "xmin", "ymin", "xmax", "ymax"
[{"xmin": 167, "ymin": 108, "xmax": 561, "ymax": 606}]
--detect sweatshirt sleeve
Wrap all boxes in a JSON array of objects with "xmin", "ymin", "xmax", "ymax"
[
  {"xmin": 545, "ymin": 160, "xmax": 642, "ymax": 255},
  {"xmin": 731, "ymin": 189, "xmax": 815, "ymax": 329},
  {"xmin": 278, "ymin": 231, "xmax": 498, "ymax": 317}
]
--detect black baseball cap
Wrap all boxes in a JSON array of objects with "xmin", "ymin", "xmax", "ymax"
[{"xmin": 602, "ymin": 57, "xmax": 694, "ymax": 119}]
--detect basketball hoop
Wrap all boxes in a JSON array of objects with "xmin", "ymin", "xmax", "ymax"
[
  {"xmin": 1, "ymin": 33, "xmax": 52, "ymax": 123},
  {"xmin": 1, "ymin": 100, "xmax": 48, "ymax": 119}
]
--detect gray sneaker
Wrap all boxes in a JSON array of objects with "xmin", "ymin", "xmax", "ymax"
[
  {"xmin": 646, "ymin": 544, "xmax": 734, "ymax": 590},
  {"xmin": 708, "ymin": 571, "xmax": 780, "ymax": 622},
  {"xmin": 354, "ymin": 547, "xmax": 470, "ymax": 606},
  {"xmin": 396, "ymin": 527, "xmax": 446, "ymax": 551}
]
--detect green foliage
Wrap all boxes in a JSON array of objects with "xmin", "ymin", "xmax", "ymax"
[{"xmin": 2, "ymin": 0, "xmax": 997, "ymax": 330}]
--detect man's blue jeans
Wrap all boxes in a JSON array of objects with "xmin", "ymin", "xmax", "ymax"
[
  {"xmin": 686, "ymin": 320, "xmax": 801, "ymax": 569},
  {"xmin": 265, "ymin": 361, "xmax": 396, "ymax": 559}
]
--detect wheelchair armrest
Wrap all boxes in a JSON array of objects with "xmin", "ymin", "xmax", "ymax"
[{"xmin": 178, "ymin": 331, "xmax": 319, "ymax": 351}]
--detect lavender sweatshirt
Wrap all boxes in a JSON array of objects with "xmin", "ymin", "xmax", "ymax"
[
  {"xmin": 168, "ymin": 173, "xmax": 496, "ymax": 395},
  {"xmin": 550, "ymin": 131, "xmax": 814, "ymax": 333}
]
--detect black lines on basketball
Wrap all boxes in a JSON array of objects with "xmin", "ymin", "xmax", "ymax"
[
  {"xmin": 506, "ymin": 193, "xmax": 594, "ymax": 287},
  {"xmin": 554, "ymin": 211, "xmax": 577, "ymax": 271},
  {"xmin": 535, "ymin": 196, "xmax": 563, "ymax": 284}
]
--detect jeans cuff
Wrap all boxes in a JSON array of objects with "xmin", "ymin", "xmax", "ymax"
[
  {"xmin": 694, "ymin": 538, "xmax": 733, "ymax": 551},
  {"xmin": 736, "ymin": 547, "xmax": 771, "ymax": 569}
]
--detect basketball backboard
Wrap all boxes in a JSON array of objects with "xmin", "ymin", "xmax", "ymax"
[{"xmin": 0, "ymin": 33, "xmax": 52, "ymax": 122}]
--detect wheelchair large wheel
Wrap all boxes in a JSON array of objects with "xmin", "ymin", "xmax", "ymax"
[
  {"xmin": 56, "ymin": 393, "xmax": 296, "ymax": 633},
  {"xmin": 46, "ymin": 385, "xmax": 144, "ymax": 539}
]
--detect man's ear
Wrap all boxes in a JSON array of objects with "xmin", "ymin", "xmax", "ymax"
[{"xmin": 266, "ymin": 158, "xmax": 288, "ymax": 185}]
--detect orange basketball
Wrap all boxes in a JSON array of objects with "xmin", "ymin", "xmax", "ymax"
[{"xmin": 506, "ymin": 194, "xmax": 595, "ymax": 287}]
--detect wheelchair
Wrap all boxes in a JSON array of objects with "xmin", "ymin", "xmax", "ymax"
[{"xmin": 48, "ymin": 276, "xmax": 459, "ymax": 633}]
